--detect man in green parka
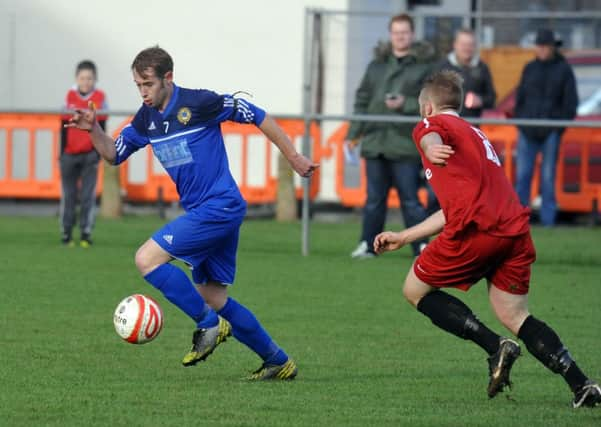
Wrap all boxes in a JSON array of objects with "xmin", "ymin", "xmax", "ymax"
[{"xmin": 346, "ymin": 13, "xmax": 435, "ymax": 259}]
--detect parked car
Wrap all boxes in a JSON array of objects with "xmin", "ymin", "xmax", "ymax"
[
  {"xmin": 485, "ymin": 50, "xmax": 601, "ymax": 120},
  {"xmin": 480, "ymin": 51, "xmax": 601, "ymax": 217},
  {"xmin": 577, "ymin": 87, "xmax": 601, "ymax": 116}
]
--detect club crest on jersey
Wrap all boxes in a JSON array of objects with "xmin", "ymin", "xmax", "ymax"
[{"xmin": 177, "ymin": 107, "xmax": 192, "ymax": 125}]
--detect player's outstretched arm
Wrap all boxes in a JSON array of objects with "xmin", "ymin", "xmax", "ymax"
[
  {"xmin": 258, "ymin": 115, "xmax": 319, "ymax": 178},
  {"xmin": 374, "ymin": 231, "xmax": 410, "ymax": 254},
  {"xmin": 64, "ymin": 101, "xmax": 117, "ymax": 163},
  {"xmin": 420, "ymin": 132, "xmax": 454, "ymax": 166},
  {"xmin": 374, "ymin": 209, "xmax": 446, "ymax": 254}
]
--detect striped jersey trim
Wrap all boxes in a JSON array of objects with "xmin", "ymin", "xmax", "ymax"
[{"xmin": 149, "ymin": 125, "xmax": 206, "ymax": 144}]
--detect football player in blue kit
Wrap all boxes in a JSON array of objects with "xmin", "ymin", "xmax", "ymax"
[{"xmin": 66, "ymin": 46, "xmax": 318, "ymax": 380}]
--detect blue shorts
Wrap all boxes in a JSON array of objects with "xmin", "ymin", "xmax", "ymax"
[{"xmin": 151, "ymin": 208, "xmax": 243, "ymax": 285}]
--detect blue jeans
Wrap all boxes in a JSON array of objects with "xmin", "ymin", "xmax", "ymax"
[
  {"xmin": 515, "ymin": 131, "xmax": 561, "ymax": 226},
  {"xmin": 361, "ymin": 157, "xmax": 428, "ymax": 256}
]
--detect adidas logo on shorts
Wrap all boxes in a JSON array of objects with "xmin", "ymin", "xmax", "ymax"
[{"xmin": 163, "ymin": 234, "xmax": 173, "ymax": 245}]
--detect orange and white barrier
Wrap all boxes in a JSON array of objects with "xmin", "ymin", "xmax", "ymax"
[
  {"xmin": 482, "ymin": 124, "xmax": 601, "ymax": 214},
  {"xmin": 0, "ymin": 113, "xmax": 319, "ymax": 205},
  {"xmin": 326, "ymin": 122, "xmax": 601, "ymax": 214},
  {"xmin": 0, "ymin": 113, "xmax": 103, "ymax": 199},
  {"xmin": 1, "ymin": 113, "xmax": 599, "ymax": 215},
  {"xmin": 326, "ymin": 122, "xmax": 429, "ymax": 208},
  {"xmin": 117, "ymin": 118, "xmax": 322, "ymax": 204}
]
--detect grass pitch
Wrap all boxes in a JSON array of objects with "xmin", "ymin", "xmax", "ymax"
[{"xmin": 1, "ymin": 216, "xmax": 600, "ymax": 426}]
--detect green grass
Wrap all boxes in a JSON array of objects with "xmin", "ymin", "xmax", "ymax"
[{"xmin": 0, "ymin": 216, "xmax": 600, "ymax": 426}]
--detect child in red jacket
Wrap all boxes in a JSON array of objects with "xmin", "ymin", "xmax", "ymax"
[{"xmin": 60, "ymin": 60, "xmax": 108, "ymax": 247}]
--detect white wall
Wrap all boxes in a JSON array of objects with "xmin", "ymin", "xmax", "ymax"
[
  {"xmin": 1, "ymin": 0, "xmax": 473, "ymax": 202},
  {"xmin": 0, "ymin": 0, "xmax": 353, "ymax": 201},
  {"xmin": 0, "ymin": 0, "xmax": 348, "ymax": 114}
]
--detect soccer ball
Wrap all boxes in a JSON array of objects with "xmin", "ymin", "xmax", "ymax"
[{"xmin": 113, "ymin": 294, "xmax": 164, "ymax": 344}]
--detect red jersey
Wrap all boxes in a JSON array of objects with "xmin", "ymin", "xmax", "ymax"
[
  {"xmin": 412, "ymin": 113, "xmax": 529, "ymax": 238},
  {"xmin": 61, "ymin": 87, "xmax": 108, "ymax": 154}
]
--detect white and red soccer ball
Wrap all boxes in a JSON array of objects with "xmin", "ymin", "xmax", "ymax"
[{"xmin": 113, "ymin": 294, "xmax": 164, "ymax": 344}]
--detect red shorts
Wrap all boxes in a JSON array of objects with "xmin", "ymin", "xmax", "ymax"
[{"xmin": 414, "ymin": 227, "xmax": 536, "ymax": 295}]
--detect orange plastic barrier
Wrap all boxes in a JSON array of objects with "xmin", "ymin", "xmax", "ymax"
[
  {"xmin": 328, "ymin": 122, "xmax": 601, "ymax": 215},
  {"xmin": 3, "ymin": 112, "xmax": 599, "ymax": 216},
  {"xmin": 116, "ymin": 118, "xmax": 322, "ymax": 204},
  {"xmin": 327, "ymin": 122, "xmax": 429, "ymax": 208},
  {"xmin": 0, "ymin": 113, "xmax": 103, "ymax": 199},
  {"xmin": 478, "ymin": 125, "xmax": 601, "ymax": 214},
  {"xmin": 0, "ymin": 112, "xmax": 319, "ymax": 206}
]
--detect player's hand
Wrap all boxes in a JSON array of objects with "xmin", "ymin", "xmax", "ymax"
[
  {"xmin": 373, "ymin": 231, "xmax": 408, "ymax": 254},
  {"xmin": 64, "ymin": 100, "xmax": 97, "ymax": 132},
  {"xmin": 464, "ymin": 92, "xmax": 483, "ymax": 109},
  {"xmin": 424, "ymin": 144, "xmax": 454, "ymax": 166},
  {"xmin": 289, "ymin": 153, "xmax": 320, "ymax": 178},
  {"xmin": 385, "ymin": 95, "xmax": 405, "ymax": 111}
]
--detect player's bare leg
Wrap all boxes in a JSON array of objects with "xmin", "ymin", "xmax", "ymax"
[
  {"xmin": 489, "ymin": 283, "xmax": 600, "ymax": 408},
  {"xmin": 487, "ymin": 284, "xmax": 530, "ymax": 337},
  {"xmin": 135, "ymin": 238, "xmax": 174, "ymax": 275},
  {"xmin": 402, "ymin": 266, "xmax": 438, "ymax": 307},
  {"xmin": 485, "ymin": 284, "xmax": 525, "ymax": 397},
  {"xmin": 197, "ymin": 281, "xmax": 229, "ymax": 310},
  {"xmin": 404, "ymin": 265, "xmax": 512, "ymax": 397}
]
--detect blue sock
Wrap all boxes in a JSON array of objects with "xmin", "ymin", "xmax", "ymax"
[
  {"xmin": 144, "ymin": 264, "xmax": 218, "ymax": 329},
  {"xmin": 218, "ymin": 297, "xmax": 288, "ymax": 365}
]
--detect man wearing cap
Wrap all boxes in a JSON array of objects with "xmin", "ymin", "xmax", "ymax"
[{"xmin": 514, "ymin": 28, "xmax": 578, "ymax": 226}]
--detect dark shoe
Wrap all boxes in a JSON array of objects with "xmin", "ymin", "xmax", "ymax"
[
  {"xmin": 182, "ymin": 317, "xmax": 232, "ymax": 366},
  {"xmin": 573, "ymin": 380, "xmax": 601, "ymax": 408},
  {"xmin": 487, "ymin": 338, "xmax": 521, "ymax": 398},
  {"xmin": 247, "ymin": 358, "xmax": 298, "ymax": 381},
  {"xmin": 61, "ymin": 233, "xmax": 74, "ymax": 247}
]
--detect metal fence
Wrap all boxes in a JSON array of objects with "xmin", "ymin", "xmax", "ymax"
[
  {"xmin": 2, "ymin": 7, "xmax": 601, "ymax": 255},
  {"xmin": 298, "ymin": 6, "xmax": 601, "ymax": 255}
]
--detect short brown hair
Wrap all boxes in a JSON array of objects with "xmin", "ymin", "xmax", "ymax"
[
  {"xmin": 389, "ymin": 13, "xmax": 414, "ymax": 32},
  {"xmin": 76, "ymin": 60, "xmax": 97, "ymax": 77},
  {"xmin": 421, "ymin": 70, "xmax": 464, "ymax": 111},
  {"xmin": 455, "ymin": 28, "xmax": 475, "ymax": 39},
  {"xmin": 131, "ymin": 46, "xmax": 173, "ymax": 79}
]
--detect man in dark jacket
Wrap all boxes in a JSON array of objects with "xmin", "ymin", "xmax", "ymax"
[
  {"xmin": 437, "ymin": 28, "xmax": 496, "ymax": 118},
  {"xmin": 345, "ymin": 13, "xmax": 434, "ymax": 259},
  {"xmin": 514, "ymin": 28, "xmax": 578, "ymax": 226},
  {"xmin": 427, "ymin": 28, "xmax": 496, "ymax": 214}
]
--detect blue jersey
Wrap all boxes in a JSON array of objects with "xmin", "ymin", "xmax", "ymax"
[{"xmin": 114, "ymin": 84, "xmax": 266, "ymax": 212}]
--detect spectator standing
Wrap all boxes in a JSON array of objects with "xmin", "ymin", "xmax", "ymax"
[
  {"xmin": 425, "ymin": 28, "xmax": 497, "ymax": 214},
  {"xmin": 346, "ymin": 13, "xmax": 434, "ymax": 259},
  {"xmin": 437, "ymin": 28, "xmax": 496, "ymax": 118},
  {"xmin": 60, "ymin": 60, "xmax": 108, "ymax": 247},
  {"xmin": 514, "ymin": 29, "xmax": 578, "ymax": 226}
]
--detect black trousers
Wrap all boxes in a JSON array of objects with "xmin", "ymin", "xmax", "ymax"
[
  {"xmin": 361, "ymin": 157, "xmax": 428, "ymax": 256},
  {"xmin": 59, "ymin": 151, "xmax": 100, "ymax": 237}
]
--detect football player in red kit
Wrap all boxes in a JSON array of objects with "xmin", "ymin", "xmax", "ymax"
[{"xmin": 374, "ymin": 70, "xmax": 600, "ymax": 408}]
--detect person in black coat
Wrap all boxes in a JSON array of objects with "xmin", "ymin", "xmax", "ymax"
[
  {"xmin": 437, "ymin": 28, "xmax": 496, "ymax": 118},
  {"xmin": 514, "ymin": 28, "xmax": 578, "ymax": 226},
  {"xmin": 427, "ymin": 28, "xmax": 498, "ymax": 216}
]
